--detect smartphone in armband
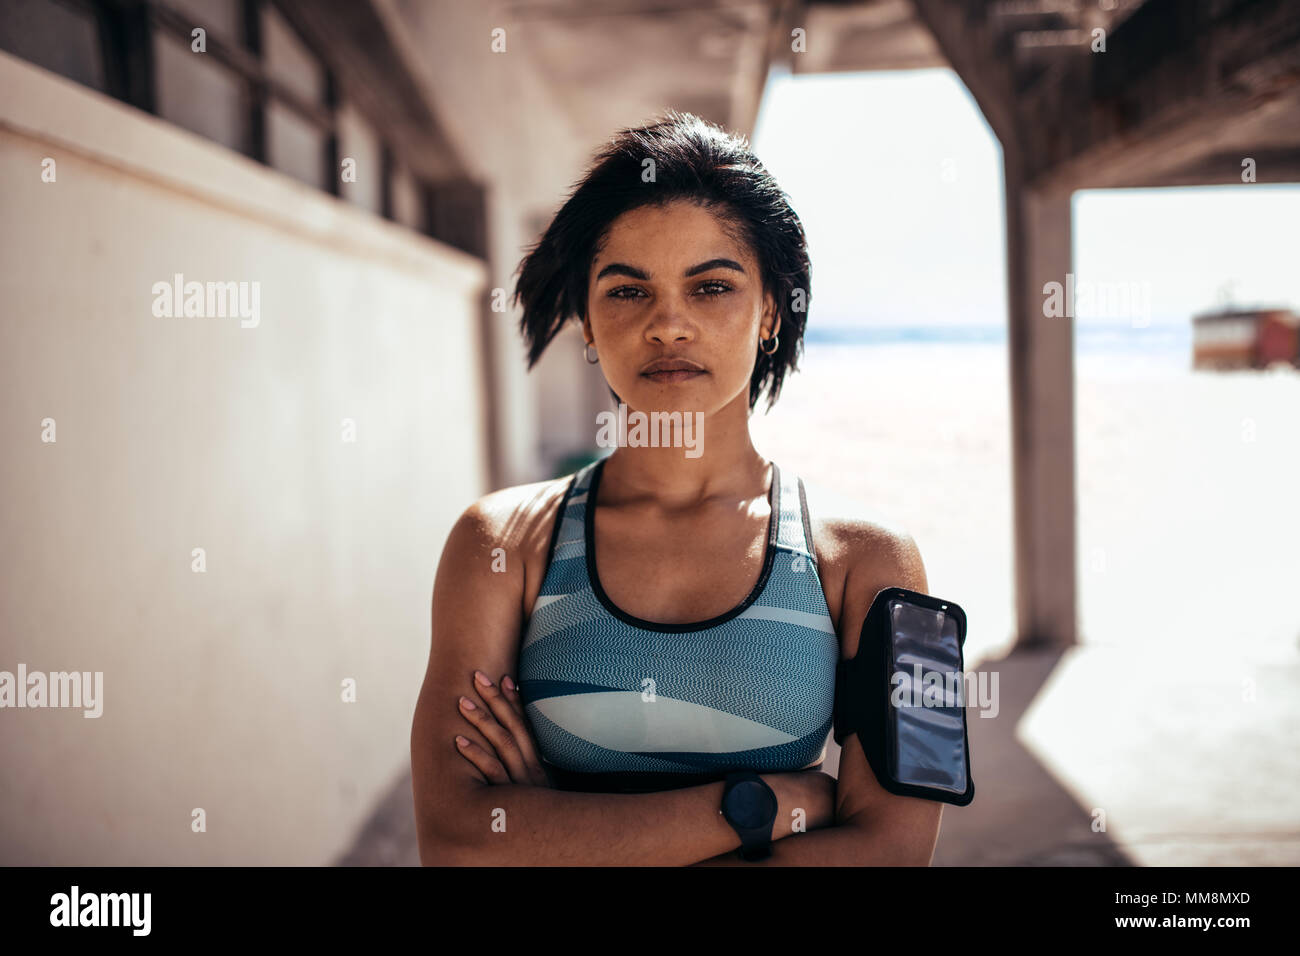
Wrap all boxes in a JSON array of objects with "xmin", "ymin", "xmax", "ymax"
[{"xmin": 833, "ymin": 586, "xmax": 975, "ymax": 806}]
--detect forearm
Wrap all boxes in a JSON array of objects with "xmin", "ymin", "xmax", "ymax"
[
  {"xmin": 690, "ymin": 816, "xmax": 931, "ymax": 866},
  {"xmin": 424, "ymin": 773, "xmax": 803, "ymax": 866}
]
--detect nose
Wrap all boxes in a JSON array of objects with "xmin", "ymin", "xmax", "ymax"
[{"xmin": 644, "ymin": 299, "xmax": 694, "ymax": 345}]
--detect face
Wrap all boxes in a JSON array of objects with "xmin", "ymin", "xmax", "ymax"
[{"xmin": 583, "ymin": 199, "xmax": 779, "ymax": 416}]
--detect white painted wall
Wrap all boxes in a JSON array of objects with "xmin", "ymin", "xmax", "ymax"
[
  {"xmin": 377, "ymin": 0, "xmax": 612, "ymax": 484},
  {"xmin": 0, "ymin": 51, "xmax": 487, "ymax": 864}
]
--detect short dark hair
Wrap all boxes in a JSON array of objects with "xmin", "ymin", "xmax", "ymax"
[{"xmin": 511, "ymin": 109, "xmax": 811, "ymax": 413}]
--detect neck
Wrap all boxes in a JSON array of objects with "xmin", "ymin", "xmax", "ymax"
[{"xmin": 598, "ymin": 390, "xmax": 770, "ymax": 507}]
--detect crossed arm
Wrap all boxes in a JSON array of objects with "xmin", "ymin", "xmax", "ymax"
[{"xmin": 410, "ymin": 495, "xmax": 942, "ymax": 866}]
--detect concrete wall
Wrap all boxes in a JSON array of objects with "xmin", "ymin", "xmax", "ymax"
[{"xmin": 0, "ymin": 51, "xmax": 488, "ymax": 864}]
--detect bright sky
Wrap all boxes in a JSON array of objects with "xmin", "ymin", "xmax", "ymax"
[{"xmin": 752, "ymin": 69, "xmax": 1300, "ymax": 328}]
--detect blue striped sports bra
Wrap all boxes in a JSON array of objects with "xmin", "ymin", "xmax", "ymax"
[{"xmin": 518, "ymin": 455, "xmax": 840, "ymax": 793}]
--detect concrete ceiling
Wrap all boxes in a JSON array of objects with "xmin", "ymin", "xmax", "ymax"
[
  {"xmin": 492, "ymin": 0, "xmax": 976, "ymax": 142},
  {"xmin": 497, "ymin": 0, "xmax": 786, "ymax": 141},
  {"xmin": 374, "ymin": 0, "xmax": 1300, "ymax": 190}
]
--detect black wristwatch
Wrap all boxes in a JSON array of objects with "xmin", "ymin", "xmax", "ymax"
[{"xmin": 719, "ymin": 770, "xmax": 778, "ymax": 861}]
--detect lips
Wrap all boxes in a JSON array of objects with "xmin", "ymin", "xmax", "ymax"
[
  {"xmin": 640, "ymin": 357, "xmax": 706, "ymax": 379},
  {"xmin": 643, "ymin": 368, "xmax": 706, "ymax": 383},
  {"xmin": 640, "ymin": 358, "xmax": 706, "ymax": 385}
]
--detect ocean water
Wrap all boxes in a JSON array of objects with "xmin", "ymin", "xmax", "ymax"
[
  {"xmin": 802, "ymin": 321, "xmax": 1213, "ymax": 376},
  {"xmin": 805, "ymin": 321, "xmax": 1192, "ymax": 354}
]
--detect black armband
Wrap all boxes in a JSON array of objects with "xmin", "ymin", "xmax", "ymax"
[{"xmin": 834, "ymin": 586, "xmax": 975, "ymax": 807}]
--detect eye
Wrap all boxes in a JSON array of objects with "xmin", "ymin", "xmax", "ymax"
[
  {"xmin": 696, "ymin": 280, "xmax": 733, "ymax": 297},
  {"xmin": 607, "ymin": 286, "xmax": 646, "ymax": 300}
]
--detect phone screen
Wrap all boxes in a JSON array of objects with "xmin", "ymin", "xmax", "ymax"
[{"xmin": 885, "ymin": 599, "xmax": 968, "ymax": 793}]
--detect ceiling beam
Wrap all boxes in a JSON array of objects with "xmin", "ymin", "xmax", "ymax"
[
  {"xmin": 910, "ymin": 0, "xmax": 1023, "ymax": 153},
  {"xmin": 1021, "ymin": 0, "xmax": 1300, "ymax": 190}
]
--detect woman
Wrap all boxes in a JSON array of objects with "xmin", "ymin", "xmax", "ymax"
[{"xmin": 410, "ymin": 110, "xmax": 940, "ymax": 865}]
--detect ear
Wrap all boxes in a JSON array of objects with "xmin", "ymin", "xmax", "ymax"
[{"xmin": 762, "ymin": 292, "xmax": 781, "ymax": 341}]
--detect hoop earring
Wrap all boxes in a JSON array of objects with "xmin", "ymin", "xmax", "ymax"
[
  {"xmin": 759, "ymin": 333, "xmax": 779, "ymax": 356},
  {"xmin": 583, "ymin": 342, "xmax": 599, "ymax": 364}
]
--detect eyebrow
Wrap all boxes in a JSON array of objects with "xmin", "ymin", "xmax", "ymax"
[{"xmin": 594, "ymin": 258, "xmax": 746, "ymax": 281}]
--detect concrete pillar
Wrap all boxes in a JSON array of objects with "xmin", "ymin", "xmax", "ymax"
[
  {"xmin": 1004, "ymin": 164, "xmax": 1079, "ymax": 648},
  {"xmin": 482, "ymin": 184, "xmax": 541, "ymax": 488}
]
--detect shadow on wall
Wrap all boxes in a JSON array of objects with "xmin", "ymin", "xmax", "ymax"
[{"xmin": 333, "ymin": 768, "xmax": 423, "ymax": 866}]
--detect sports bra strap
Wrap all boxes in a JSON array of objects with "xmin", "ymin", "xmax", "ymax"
[
  {"xmin": 555, "ymin": 457, "xmax": 816, "ymax": 564},
  {"xmin": 775, "ymin": 465, "xmax": 817, "ymax": 566}
]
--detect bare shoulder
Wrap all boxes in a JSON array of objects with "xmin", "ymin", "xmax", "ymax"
[
  {"xmin": 450, "ymin": 474, "xmax": 573, "ymax": 553},
  {"xmin": 439, "ymin": 472, "xmax": 578, "ymax": 619},
  {"xmin": 797, "ymin": 475, "xmax": 929, "ymax": 660},
  {"xmin": 798, "ymin": 475, "xmax": 927, "ymax": 587}
]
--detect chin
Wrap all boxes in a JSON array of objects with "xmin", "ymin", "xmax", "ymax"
[{"xmin": 627, "ymin": 381, "xmax": 710, "ymax": 414}]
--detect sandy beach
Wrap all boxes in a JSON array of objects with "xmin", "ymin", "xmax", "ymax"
[{"xmin": 751, "ymin": 337, "xmax": 1300, "ymax": 662}]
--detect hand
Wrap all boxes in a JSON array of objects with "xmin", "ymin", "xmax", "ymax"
[{"xmin": 453, "ymin": 671, "xmax": 552, "ymax": 787}]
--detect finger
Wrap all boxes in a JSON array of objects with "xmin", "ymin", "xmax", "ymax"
[
  {"xmin": 496, "ymin": 681, "xmax": 553, "ymax": 790},
  {"xmin": 497, "ymin": 676, "xmax": 550, "ymax": 786},
  {"xmin": 498, "ymin": 674, "xmax": 528, "ymax": 721},
  {"xmin": 491, "ymin": 677, "xmax": 550, "ymax": 789},
  {"xmin": 470, "ymin": 673, "xmax": 547, "ymax": 781},
  {"xmin": 457, "ymin": 690, "xmax": 534, "ymax": 784},
  {"xmin": 466, "ymin": 675, "xmax": 547, "ymax": 787},
  {"xmin": 453, "ymin": 734, "xmax": 510, "ymax": 785},
  {"xmin": 457, "ymin": 709, "xmax": 547, "ymax": 789},
  {"xmin": 475, "ymin": 672, "xmax": 533, "ymax": 750}
]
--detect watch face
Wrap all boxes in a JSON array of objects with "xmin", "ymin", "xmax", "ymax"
[{"xmin": 725, "ymin": 780, "xmax": 777, "ymax": 830}]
